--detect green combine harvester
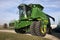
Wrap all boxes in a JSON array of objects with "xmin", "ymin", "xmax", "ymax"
[{"xmin": 14, "ymin": 4, "xmax": 55, "ymax": 37}]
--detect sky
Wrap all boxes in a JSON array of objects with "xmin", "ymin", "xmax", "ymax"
[{"xmin": 0, "ymin": 0, "xmax": 60, "ymax": 25}]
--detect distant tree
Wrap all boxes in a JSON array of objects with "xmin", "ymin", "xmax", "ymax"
[
  {"xmin": 3, "ymin": 23, "xmax": 8, "ymax": 28},
  {"xmin": 9, "ymin": 20, "xmax": 16, "ymax": 27},
  {"xmin": 9, "ymin": 22, "xmax": 14, "ymax": 27}
]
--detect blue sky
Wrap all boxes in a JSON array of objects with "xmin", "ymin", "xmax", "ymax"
[{"xmin": 0, "ymin": 0, "xmax": 60, "ymax": 25}]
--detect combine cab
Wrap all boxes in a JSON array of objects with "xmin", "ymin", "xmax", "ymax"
[{"xmin": 14, "ymin": 4, "xmax": 55, "ymax": 37}]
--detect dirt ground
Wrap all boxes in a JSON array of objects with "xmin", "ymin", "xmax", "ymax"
[{"xmin": 0, "ymin": 30, "xmax": 60, "ymax": 40}]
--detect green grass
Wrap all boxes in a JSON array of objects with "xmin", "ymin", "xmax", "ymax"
[{"xmin": 0, "ymin": 32, "xmax": 50, "ymax": 40}]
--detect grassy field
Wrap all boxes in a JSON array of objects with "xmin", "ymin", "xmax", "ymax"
[
  {"xmin": 0, "ymin": 32, "xmax": 50, "ymax": 40},
  {"xmin": 0, "ymin": 25, "xmax": 14, "ymax": 30},
  {"xmin": 0, "ymin": 27, "xmax": 14, "ymax": 30}
]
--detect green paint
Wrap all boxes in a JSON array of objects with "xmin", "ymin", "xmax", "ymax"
[{"xmin": 14, "ymin": 4, "xmax": 49, "ymax": 30}]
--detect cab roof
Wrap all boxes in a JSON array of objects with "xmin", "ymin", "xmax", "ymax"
[
  {"xmin": 18, "ymin": 4, "xmax": 44, "ymax": 10},
  {"xmin": 29, "ymin": 4, "xmax": 44, "ymax": 9}
]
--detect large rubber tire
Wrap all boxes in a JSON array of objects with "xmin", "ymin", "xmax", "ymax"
[
  {"xmin": 30, "ymin": 21, "xmax": 37, "ymax": 35},
  {"xmin": 47, "ymin": 21, "xmax": 52, "ymax": 34},
  {"xmin": 34, "ymin": 21, "xmax": 47, "ymax": 37},
  {"xmin": 47, "ymin": 27, "xmax": 52, "ymax": 34},
  {"xmin": 15, "ymin": 29, "xmax": 25, "ymax": 33}
]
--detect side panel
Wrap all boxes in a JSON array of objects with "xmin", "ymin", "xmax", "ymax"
[
  {"xmin": 31, "ymin": 7, "xmax": 48, "ymax": 25},
  {"xmin": 14, "ymin": 21, "xmax": 32, "ymax": 29}
]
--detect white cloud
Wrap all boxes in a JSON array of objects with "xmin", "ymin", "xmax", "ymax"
[
  {"xmin": 43, "ymin": 0, "xmax": 60, "ymax": 8},
  {"xmin": 45, "ymin": 4, "xmax": 60, "ymax": 8},
  {"xmin": 21, "ymin": 0, "xmax": 42, "ymax": 4},
  {"xmin": 0, "ymin": 1, "xmax": 18, "ymax": 9},
  {"xmin": 0, "ymin": 0, "xmax": 20, "ymax": 25},
  {"xmin": 46, "ymin": 12, "xmax": 60, "ymax": 24},
  {"xmin": 0, "ymin": 12, "xmax": 19, "ymax": 25}
]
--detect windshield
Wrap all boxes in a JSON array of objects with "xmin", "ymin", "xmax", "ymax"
[
  {"xmin": 19, "ymin": 8, "xmax": 23, "ymax": 15},
  {"xmin": 18, "ymin": 5, "xmax": 31, "ymax": 20},
  {"xmin": 19, "ymin": 7, "xmax": 24, "ymax": 19}
]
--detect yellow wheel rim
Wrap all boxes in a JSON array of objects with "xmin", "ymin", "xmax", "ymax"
[{"xmin": 41, "ymin": 25, "xmax": 47, "ymax": 34}]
